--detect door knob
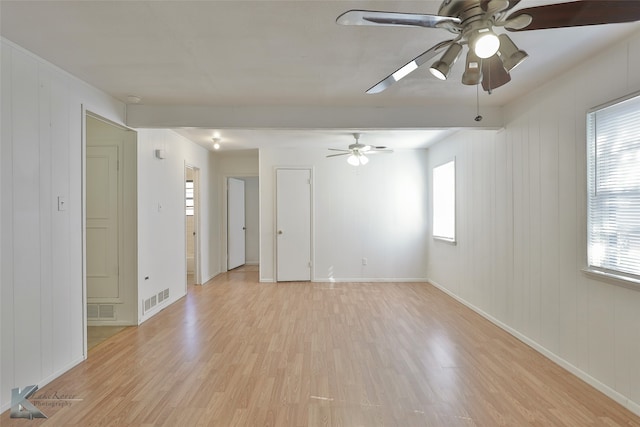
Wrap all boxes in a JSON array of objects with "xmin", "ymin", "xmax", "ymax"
[
  {"xmin": 278, "ymin": 230, "xmax": 283, "ymax": 235},
  {"xmin": 242, "ymin": 227, "xmax": 246, "ymax": 230}
]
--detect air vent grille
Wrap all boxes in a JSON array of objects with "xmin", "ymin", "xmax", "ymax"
[
  {"xmin": 143, "ymin": 289, "xmax": 171, "ymax": 314},
  {"xmin": 87, "ymin": 304, "xmax": 116, "ymax": 320}
]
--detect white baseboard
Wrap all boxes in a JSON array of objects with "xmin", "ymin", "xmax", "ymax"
[
  {"xmin": 312, "ymin": 277, "xmax": 428, "ymax": 283},
  {"xmin": 427, "ymin": 278, "xmax": 640, "ymax": 418},
  {"xmin": 87, "ymin": 320, "xmax": 136, "ymax": 327}
]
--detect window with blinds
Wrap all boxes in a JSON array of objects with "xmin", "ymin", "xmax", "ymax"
[
  {"xmin": 185, "ymin": 180, "xmax": 194, "ymax": 216},
  {"xmin": 587, "ymin": 93, "xmax": 640, "ymax": 284}
]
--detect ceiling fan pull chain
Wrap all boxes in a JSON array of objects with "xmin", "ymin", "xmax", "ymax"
[
  {"xmin": 475, "ymin": 80, "xmax": 483, "ymax": 122},
  {"xmin": 486, "ymin": 58, "xmax": 493, "ymax": 95}
]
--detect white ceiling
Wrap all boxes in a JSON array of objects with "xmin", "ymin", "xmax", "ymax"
[{"xmin": 2, "ymin": 0, "xmax": 639, "ymax": 151}]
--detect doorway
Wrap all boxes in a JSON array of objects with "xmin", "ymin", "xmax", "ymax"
[
  {"xmin": 185, "ymin": 165, "xmax": 201, "ymax": 286},
  {"xmin": 85, "ymin": 114, "xmax": 137, "ymax": 352},
  {"xmin": 224, "ymin": 176, "xmax": 259, "ymax": 272},
  {"xmin": 227, "ymin": 177, "xmax": 246, "ymax": 270}
]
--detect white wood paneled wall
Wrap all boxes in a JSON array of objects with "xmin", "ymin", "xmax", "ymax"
[
  {"xmin": 427, "ymin": 29, "xmax": 640, "ymax": 415},
  {"xmin": 1, "ymin": 39, "xmax": 126, "ymax": 412}
]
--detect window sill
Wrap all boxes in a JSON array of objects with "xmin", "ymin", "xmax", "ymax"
[
  {"xmin": 433, "ymin": 236, "xmax": 457, "ymax": 245},
  {"xmin": 582, "ymin": 268, "xmax": 640, "ymax": 291}
]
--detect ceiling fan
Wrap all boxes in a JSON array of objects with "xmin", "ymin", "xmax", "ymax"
[
  {"xmin": 337, "ymin": 0, "xmax": 640, "ymax": 94},
  {"xmin": 327, "ymin": 133, "xmax": 393, "ymax": 166}
]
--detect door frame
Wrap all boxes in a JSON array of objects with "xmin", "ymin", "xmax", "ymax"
[
  {"xmin": 221, "ymin": 173, "xmax": 258, "ymax": 272},
  {"xmin": 185, "ymin": 164, "xmax": 201, "ymax": 287},
  {"xmin": 274, "ymin": 167, "xmax": 314, "ymax": 282},
  {"xmin": 82, "ymin": 108, "xmax": 138, "ymax": 357},
  {"xmin": 227, "ymin": 177, "xmax": 246, "ymax": 270}
]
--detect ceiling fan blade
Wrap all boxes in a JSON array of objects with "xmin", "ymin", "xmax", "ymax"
[
  {"xmin": 327, "ymin": 153, "xmax": 351, "ymax": 158},
  {"xmin": 337, "ymin": 10, "xmax": 460, "ymax": 28},
  {"xmin": 481, "ymin": 55, "xmax": 511, "ymax": 92},
  {"xmin": 481, "ymin": 0, "xmax": 522, "ymax": 12},
  {"xmin": 328, "ymin": 148, "xmax": 350, "ymax": 152},
  {"xmin": 480, "ymin": 0, "xmax": 509, "ymax": 15},
  {"xmin": 505, "ymin": 1, "xmax": 640, "ymax": 32},
  {"xmin": 368, "ymin": 149, "xmax": 394, "ymax": 154},
  {"xmin": 366, "ymin": 39, "xmax": 455, "ymax": 94}
]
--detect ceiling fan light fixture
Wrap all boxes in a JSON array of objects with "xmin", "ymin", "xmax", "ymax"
[
  {"xmin": 429, "ymin": 42, "xmax": 462, "ymax": 80},
  {"xmin": 497, "ymin": 34, "xmax": 528, "ymax": 72},
  {"xmin": 471, "ymin": 29, "xmax": 500, "ymax": 59},
  {"xmin": 347, "ymin": 154, "xmax": 360, "ymax": 166},
  {"xmin": 359, "ymin": 154, "xmax": 369, "ymax": 165},
  {"xmin": 461, "ymin": 50, "xmax": 482, "ymax": 85}
]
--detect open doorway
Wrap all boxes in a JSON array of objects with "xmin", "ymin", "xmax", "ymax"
[
  {"xmin": 85, "ymin": 113, "xmax": 137, "ymax": 352},
  {"xmin": 225, "ymin": 176, "xmax": 259, "ymax": 272},
  {"xmin": 185, "ymin": 165, "xmax": 201, "ymax": 286}
]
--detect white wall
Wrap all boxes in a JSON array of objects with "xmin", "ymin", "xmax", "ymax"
[
  {"xmin": 1, "ymin": 38, "xmax": 126, "ymax": 411},
  {"xmin": 136, "ymin": 129, "xmax": 217, "ymax": 321},
  {"xmin": 426, "ymin": 29, "xmax": 640, "ymax": 415},
  {"xmin": 260, "ymin": 148, "xmax": 429, "ymax": 282}
]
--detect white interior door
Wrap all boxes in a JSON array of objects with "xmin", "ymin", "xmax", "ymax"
[
  {"xmin": 276, "ymin": 168, "xmax": 311, "ymax": 281},
  {"xmin": 227, "ymin": 177, "xmax": 246, "ymax": 270},
  {"xmin": 86, "ymin": 145, "xmax": 120, "ymax": 299}
]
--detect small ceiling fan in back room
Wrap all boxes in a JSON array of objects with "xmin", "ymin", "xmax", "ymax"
[
  {"xmin": 327, "ymin": 133, "xmax": 393, "ymax": 166},
  {"xmin": 337, "ymin": 0, "xmax": 640, "ymax": 94}
]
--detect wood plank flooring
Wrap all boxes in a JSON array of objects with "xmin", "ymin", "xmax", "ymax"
[
  {"xmin": 3, "ymin": 267, "xmax": 640, "ymax": 426},
  {"xmin": 87, "ymin": 326, "xmax": 128, "ymax": 350}
]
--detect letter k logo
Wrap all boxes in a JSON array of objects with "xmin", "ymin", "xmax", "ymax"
[{"xmin": 10, "ymin": 385, "xmax": 47, "ymax": 419}]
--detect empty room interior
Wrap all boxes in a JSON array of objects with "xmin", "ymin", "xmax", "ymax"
[{"xmin": 2, "ymin": 1, "xmax": 640, "ymax": 425}]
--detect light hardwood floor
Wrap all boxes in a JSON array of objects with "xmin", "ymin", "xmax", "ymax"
[
  {"xmin": 3, "ymin": 267, "xmax": 639, "ymax": 426},
  {"xmin": 87, "ymin": 326, "xmax": 128, "ymax": 350}
]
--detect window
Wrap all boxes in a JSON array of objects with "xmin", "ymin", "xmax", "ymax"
[
  {"xmin": 185, "ymin": 180, "xmax": 194, "ymax": 216},
  {"xmin": 432, "ymin": 159, "xmax": 456, "ymax": 243},
  {"xmin": 587, "ymin": 93, "xmax": 640, "ymax": 284}
]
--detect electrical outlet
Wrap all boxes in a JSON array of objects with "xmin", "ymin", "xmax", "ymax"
[{"xmin": 362, "ymin": 258, "xmax": 367, "ymax": 266}]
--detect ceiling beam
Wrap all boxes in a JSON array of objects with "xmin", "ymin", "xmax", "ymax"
[{"xmin": 126, "ymin": 105, "xmax": 503, "ymax": 130}]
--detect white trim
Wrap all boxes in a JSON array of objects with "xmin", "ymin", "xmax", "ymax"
[
  {"xmin": 80, "ymin": 105, "xmax": 88, "ymax": 359},
  {"xmin": 312, "ymin": 278, "xmax": 428, "ymax": 283},
  {"xmin": 588, "ymin": 89, "xmax": 640, "ymax": 113},
  {"xmin": 581, "ymin": 268, "xmax": 640, "ymax": 291},
  {"xmin": 433, "ymin": 236, "xmax": 457, "ymax": 245}
]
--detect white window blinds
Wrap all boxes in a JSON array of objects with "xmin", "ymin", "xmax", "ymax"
[
  {"xmin": 587, "ymin": 93, "xmax": 640, "ymax": 281},
  {"xmin": 186, "ymin": 180, "xmax": 194, "ymax": 216}
]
